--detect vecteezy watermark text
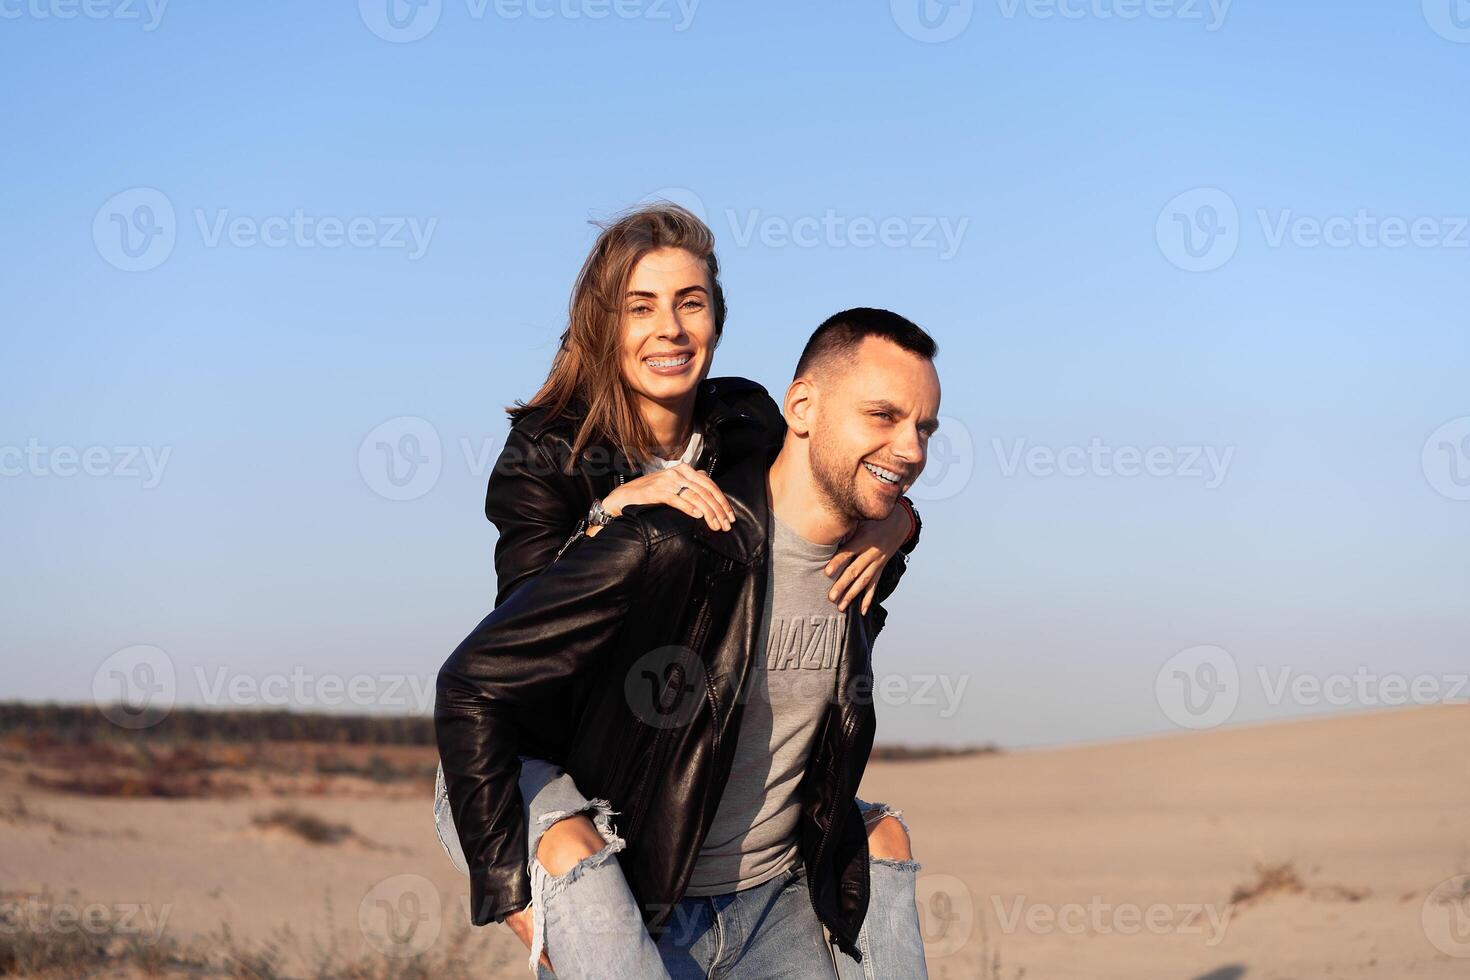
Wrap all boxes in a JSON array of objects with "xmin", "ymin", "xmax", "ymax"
[
  {"xmin": 91, "ymin": 645, "xmax": 441, "ymax": 730},
  {"xmin": 0, "ymin": 0, "xmax": 167, "ymax": 30},
  {"xmin": 992, "ymin": 893, "xmax": 1231, "ymax": 946},
  {"xmin": 0, "ymin": 439, "xmax": 171, "ymax": 488},
  {"xmin": 194, "ymin": 209, "xmax": 436, "ymax": 259},
  {"xmin": 1156, "ymin": 644, "xmax": 1470, "ymax": 730},
  {"xmin": 193, "ymin": 666, "xmax": 437, "ymax": 713},
  {"xmin": 93, "ymin": 188, "xmax": 438, "ymax": 272},
  {"xmin": 889, "ymin": 0, "xmax": 1230, "ymax": 43},
  {"xmin": 1158, "ymin": 188, "xmax": 1470, "ymax": 272},
  {"xmin": 0, "ymin": 896, "xmax": 173, "ymax": 946},
  {"xmin": 992, "ymin": 437, "xmax": 1234, "ymax": 488},
  {"xmin": 359, "ymin": 0, "xmax": 699, "ymax": 43},
  {"xmin": 995, "ymin": 0, "xmax": 1230, "ymax": 30},
  {"xmin": 725, "ymin": 209, "xmax": 969, "ymax": 260}
]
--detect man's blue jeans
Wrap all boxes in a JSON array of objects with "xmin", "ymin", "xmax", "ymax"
[
  {"xmin": 656, "ymin": 860, "xmax": 837, "ymax": 978},
  {"xmin": 435, "ymin": 760, "xmax": 926, "ymax": 977}
]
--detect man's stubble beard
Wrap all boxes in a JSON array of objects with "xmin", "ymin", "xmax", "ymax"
[{"xmin": 808, "ymin": 427, "xmax": 887, "ymax": 525}]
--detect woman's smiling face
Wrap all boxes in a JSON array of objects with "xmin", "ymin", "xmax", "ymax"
[{"xmin": 618, "ymin": 247, "xmax": 718, "ymax": 410}]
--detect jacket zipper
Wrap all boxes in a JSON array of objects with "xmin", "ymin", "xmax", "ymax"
[
  {"xmin": 806, "ymin": 710, "xmax": 858, "ymax": 942},
  {"xmin": 553, "ymin": 471, "xmax": 628, "ymax": 563}
]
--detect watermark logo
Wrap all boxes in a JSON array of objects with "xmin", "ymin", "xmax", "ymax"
[
  {"xmin": 1423, "ymin": 0, "xmax": 1470, "ymax": 43},
  {"xmin": 908, "ymin": 414, "xmax": 973, "ymax": 502},
  {"xmin": 1157, "ymin": 188, "xmax": 1239, "ymax": 272},
  {"xmin": 359, "ymin": 874, "xmax": 442, "ymax": 957},
  {"xmin": 1421, "ymin": 874, "xmax": 1470, "ymax": 958},
  {"xmin": 891, "ymin": 0, "xmax": 975, "ymax": 43},
  {"xmin": 1155, "ymin": 644, "xmax": 1238, "ymax": 730},
  {"xmin": 92, "ymin": 644, "xmax": 177, "ymax": 730},
  {"xmin": 624, "ymin": 646, "xmax": 708, "ymax": 730},
  {"xmin": 93, "ymin": 188, "xmax": 176, "ymax": 272},
  {"xmin": 915, "ymin": 873, "xmax": 975, "ymax": 958},
  {"xmin": 360, "ymin": 0, "xmax": 442, "ymax": 42},
  {"xmin": 1422, "ymin": 416, "xmax": 1470, "ymax": 501},
  {"xmin": 359, "ymin": 416, "xmax": 443, "ymax": 501},
  {"xmin": 1158, "ymin": 654, "xmax": 1467, "ymax": 731},
  {"xmin": 93, "ymin": 189, "xmax": 437, "ymax": 270},
  {"xmin": 1160, "ymin": 189, "xmax": 1470, "ymax": 272}
]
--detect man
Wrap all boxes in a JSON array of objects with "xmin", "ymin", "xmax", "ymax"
[{"xmin": 437, "ymin": 308, "xmax": 941, "ymax": 977}]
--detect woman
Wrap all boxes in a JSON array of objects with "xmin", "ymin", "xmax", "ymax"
[{"xmin": 435, "ymin": 204, "xmax": 924, "ymax": 977}]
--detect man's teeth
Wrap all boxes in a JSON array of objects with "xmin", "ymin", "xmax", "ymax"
[
  {"xmin": 863, "ymin": 462, "xmax": 901, "ymax": 485},
  {"xmin": 645, "ymin": 354, "xmax": 692, "ymax": 368}
]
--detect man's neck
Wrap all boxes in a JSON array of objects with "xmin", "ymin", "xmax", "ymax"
[{"xmin": 766, "ymin": 448, "xmax": 854, "ymax": 546}]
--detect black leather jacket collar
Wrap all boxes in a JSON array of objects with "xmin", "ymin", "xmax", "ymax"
[
  {"xmin": 511, "ymin": 376, "xmax": 779, "ymax": 472},
  {"xmin": 484, "ymin": 377, "xmax": 785, "ymax": 607}
]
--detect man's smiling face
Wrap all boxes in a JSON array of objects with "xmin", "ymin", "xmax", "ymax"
[{"xmin": 807, "ymin": 335, "xmax": 941, "ymax": 523}]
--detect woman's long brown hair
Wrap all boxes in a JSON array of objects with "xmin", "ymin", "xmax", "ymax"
[{"xmin": 509, "ymin": 203, "xmax": 727, "ymax": 472}]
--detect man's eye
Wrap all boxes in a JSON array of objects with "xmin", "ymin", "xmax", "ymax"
[{"xmin": 872, "ymin": 412, "xmax": 893, "ymax": 422}]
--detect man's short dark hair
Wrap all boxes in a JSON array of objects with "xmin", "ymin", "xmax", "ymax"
[{"xmin": 793, "ymin": 308, "xmax": 938, "ymax": 380}]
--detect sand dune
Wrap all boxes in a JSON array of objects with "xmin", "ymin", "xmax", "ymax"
[{"xmin": 3, "ymin": 704, "xmax": 1466, "ymax": 978}]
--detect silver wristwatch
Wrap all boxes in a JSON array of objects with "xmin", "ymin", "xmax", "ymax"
[{"xmin": 587, "ymin": 498, "xmax": 614, "ymax": 527}]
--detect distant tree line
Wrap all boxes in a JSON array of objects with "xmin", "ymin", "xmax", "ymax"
[
  {"xmin": 0, "ymin": 701, "xmax": 435, "ymax": 745},
  {"xmin": 0, "ymin": 701, "xmax": 1000, "ymax": 758}
]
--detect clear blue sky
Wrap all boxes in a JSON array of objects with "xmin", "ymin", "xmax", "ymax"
[{"xmin": 3, "ymin": 1, "xmax": 1468, "ymax": 747}]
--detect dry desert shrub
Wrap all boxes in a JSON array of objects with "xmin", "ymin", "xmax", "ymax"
[
  {"xmin": 0, "ymin": 891, "xmax": 504, "ymax": 978},
  {"xmin": 1228, "ymin": 860, "xmax": 1369, "ymax": 911},
  {"xmin": 249, "ymin": 807, "xmax": 355, "ymax": 845},
  {"xmin": 1228, "ymin": 861, "xmax": 1306, "ymax": 906}
]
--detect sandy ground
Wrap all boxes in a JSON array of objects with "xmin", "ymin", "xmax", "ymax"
[{"xmin": 2, "ymin": 704, "xmax": 1466, "ymax": 978}]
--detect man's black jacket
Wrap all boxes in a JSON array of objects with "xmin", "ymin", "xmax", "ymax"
[{"xmin": 437, "ymin": 416, "xmax": 913, "ymax": 960}]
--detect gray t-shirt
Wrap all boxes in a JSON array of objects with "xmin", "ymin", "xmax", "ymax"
[{"xmin": 684, "ymin": 510, "xmax": 847, "ymax": 895}]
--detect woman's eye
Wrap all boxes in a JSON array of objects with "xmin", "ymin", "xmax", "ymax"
[
  {"xmin": 680, "ymin": 298, "xmax": 706, "ymax": 311},
  {"xmin": 628, "ymin": 304, "xmax": 653, "ymax": 316}
]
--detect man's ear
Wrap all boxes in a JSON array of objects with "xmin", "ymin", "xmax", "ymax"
[{"xmin": 783, "ymin": 377, "xmax": 816, "ymax": 436}]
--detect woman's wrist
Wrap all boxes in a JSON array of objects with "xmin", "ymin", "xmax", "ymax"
[
  {"xmin": 598, "ymin": 488, "xmax": 624, "ymax": 518},
  {"xmin": 895, "ymin": 496, "xmax": 917, "ymax": 548}
]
